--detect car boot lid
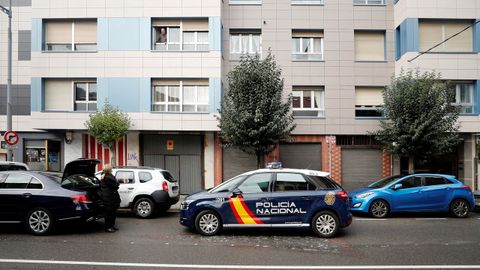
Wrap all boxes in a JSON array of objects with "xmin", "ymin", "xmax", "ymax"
[{"xmin": 63, "ymin": 158, "xmax": 101, "ymax": 180}]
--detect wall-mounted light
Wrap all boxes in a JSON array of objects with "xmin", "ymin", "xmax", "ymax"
[{"xmin": 65, "ymin": 131, "xmax": 73, "ymax": 144}]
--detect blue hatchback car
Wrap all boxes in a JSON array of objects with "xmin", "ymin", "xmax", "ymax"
[
  {"xmin": 349, "ymin": 174, "xmax": 475, "ymax": 218},
  {"xmin": 180, "ymin": 168, "xmax": 352, "ymax": 238}
]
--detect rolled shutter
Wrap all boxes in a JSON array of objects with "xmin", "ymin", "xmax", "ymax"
[
  {"xmin": 419, "ymin": 21, "xmax": 442, "ymax": 51},
  {"xmin": 355, "ymin": 87, "xmax": 383, "ymax": 106},
  {"xmin": 44, "ymin": 80, "xmax": 72, "ymax": 111},
  {"xmin": 355, "ymin": 31, "xmax": 385, "ymax": 61},
  {"xmin": 74, "ymin": 20, "xmax": 97, "ymax": 43},
  {"xmin": 182, "ymin": 19, "xmax": 209, "ymax": 31},
  {"xmin": 45, "ymin": 21, "xmax": 72, "ymax": 44},
  {"xmin": 444, "ymin": 21, "xmax": 472, "ymax": 51}
]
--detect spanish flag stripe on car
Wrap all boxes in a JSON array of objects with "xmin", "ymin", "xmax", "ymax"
[{"xmin": 229, "ymin": 195, "xmax": 263, "ymax": 224}]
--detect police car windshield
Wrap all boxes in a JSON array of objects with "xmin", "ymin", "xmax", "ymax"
[{"xmin": 209, "ymin": 175, "xmax": 247, "ymax": 193}]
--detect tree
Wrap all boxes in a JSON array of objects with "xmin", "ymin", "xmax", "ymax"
[
  {"xmin": 85, "ymin": 100, "xmax": 132, "ymax": 166},
  {"xmin": 372, "ymin": 70, "xmax": 460, "ymax": 173},
  {"xmin": 218, "ymin": 52, "xmax": 296, "ymax": 168}
]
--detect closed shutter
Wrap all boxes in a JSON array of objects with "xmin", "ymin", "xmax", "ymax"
[
  {"xmin": 45, "ymin": 21, "xmax": 72, "ymax": 44},
  {"xmin": 44, "ymin": 80, "xmax": 72, "ymax": 111},
  {"xmin": 74, "ymin": 20, "xmax": 97, "ymax": 44},
  {"xmin": 355, "ymin": 87, "xmax": 383, "ymax": 106},
  {"xmin": 280, "ymin": 144, "xmax": 322, "ymax": 170},
  {"xmin": 341, "ymin": 148, "xmax": 383, "ymax": 191},
  {"xmin": 222, "ymin": 148, "xmax": 257, "ymax": 181},
  {"xmin": 444, "ymin": 21, "xmax": 472, "ymax": 51},
  {"xmin": 355, "ymin": 31, "xmax": 385, "ymax": 61}
]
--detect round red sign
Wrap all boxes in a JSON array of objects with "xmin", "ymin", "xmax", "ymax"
[{"xmin": 4, "ymin": 131, "xmax": 19, "ymax": 146}]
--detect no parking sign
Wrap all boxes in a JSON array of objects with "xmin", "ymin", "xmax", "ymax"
[{"xmin": 3, "ymin": 131, "xmax": 19, "ymax": 146}]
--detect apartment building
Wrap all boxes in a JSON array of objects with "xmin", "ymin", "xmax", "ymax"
[{"xmin": 0, "ymin": 0, "xmax": 478, "ymax": 193}]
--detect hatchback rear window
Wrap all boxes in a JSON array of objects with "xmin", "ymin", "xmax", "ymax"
[{"xmin": 161, "ymin": 171, "xmax": 177, "ymax": 182}]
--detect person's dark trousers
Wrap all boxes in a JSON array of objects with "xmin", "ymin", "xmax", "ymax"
[{"xmin": 104, "ymin": 207, "xmax": 117, "ymax": 230}]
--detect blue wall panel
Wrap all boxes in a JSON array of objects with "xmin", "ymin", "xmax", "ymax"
[
  {"xmin": 475, "ymin": 80, "xmax": 480, "ymax": 115},
  {"xmin": 97, "ymin": 78, "xmax": 150, "ymax": 112},
  {"xmin": 209, "ymin": 16, "xmax": 221, "ymax": 51},
  {"xmin": 97, "ymin": 18, "xmax": 151, "ymax": 51},
  {"xmin": 209, "ymin": 78, "xmax": 222, "ymax": 113},
  {"xmin": 396, "ymin": 18, "xmax": 419, "ymax": 60},
  {"xmin": 31, "ymin": 18, "xmax": 42, "ymax": 52},
  {"xmin": 30, "ymin": 77, "xmax": 41, "ymax": 112},
  {"xmin": 474, "ymin": 20, "xmax": 480, "ymax": 53}
]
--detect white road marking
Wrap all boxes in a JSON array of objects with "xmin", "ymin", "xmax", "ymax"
[
  {"xmin": 355, "ymin": 218, "xmax": 387, "ymax": 221},
  {"xmin": 0, "ymin": 259, "xmax": 480, "ymax": 269}
]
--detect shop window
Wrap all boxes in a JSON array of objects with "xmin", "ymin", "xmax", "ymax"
[
  {"xmin": 292, "ymin": 87, "xmax": 325, "ymax": 117},
  {"xmin": 292, "ymin": 30, "xmax": 324, "ymax": 61},
  {"xmin": 44, "ymin": 19, "xmax": 97, "ymax": 52}
]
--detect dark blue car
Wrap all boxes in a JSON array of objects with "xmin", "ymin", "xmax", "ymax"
[
  {"xmin": 0, "ymin": 159, "xmax": 103, "ymax": 235},
  {"xmin": 349, "ymin": 174, "xmax": 475, "ymax": 218},
  {"xmin": 180, "ymin": 168, "xmax": 352, "ymax": 238}
]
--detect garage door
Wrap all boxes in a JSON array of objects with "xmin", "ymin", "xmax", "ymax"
[
  {"xmin": 341, "ymin": 148, "xmax": 382, "ymax": 191},
  {"xmin": 223, "ymin": 147, "xmax": 257, "ymax": 181},
  {"xmin": 280, "ymin": 144, "xmax": 322, "ymax": 170}
]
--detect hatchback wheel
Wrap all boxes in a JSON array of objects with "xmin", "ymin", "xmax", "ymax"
[
  {"xmin": 311, "ymin": 211, "xmax": 339, "ymax": 238},
  {"xmin": 450, "ymin": 199, "xmax": 469, "ymax": 218},
  {"xmin": 134, "ymin": 198, "xmax": 155, "ymax": 218},
  {"xmin": 195, "ymin": 210, "xmax": 222, "ymax": 236},
  {"xmin": 26, "ymin": 208, "xmax": 53, "ymax": 236},
  {"xmin": 369, "ymin": 199, "xmax": 389, "ymax": 218}
]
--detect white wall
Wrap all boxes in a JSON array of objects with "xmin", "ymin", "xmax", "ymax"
[
  {"xmin": 204, "ymin": 132, "xmax": 215, "ymax": 189},
  {"xmin": 64, "ymin": 132, "xmax": 83, "ymax": 165},
  {"xmin": 126, "ymin": 131, "xmax": 140, "ymax": 166}
]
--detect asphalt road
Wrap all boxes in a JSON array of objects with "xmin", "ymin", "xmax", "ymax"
[{"xmin": 0, "ymin": 211, "xmax": 479, "ymax": 270}]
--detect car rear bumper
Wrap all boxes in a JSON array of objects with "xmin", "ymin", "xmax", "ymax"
[{"xmin": 152, "ymin": 190, "xmax": 180, "ymax": 206}]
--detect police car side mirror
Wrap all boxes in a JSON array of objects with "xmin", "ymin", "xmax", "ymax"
[
  {"xmin": 392, "ymin": 183, "xmax": 402, "ymax": 190},
  {"xmin": 231, "ymin": 189, "xmax": 242, "ymax": 197}
]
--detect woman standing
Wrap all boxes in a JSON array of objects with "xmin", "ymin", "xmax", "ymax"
[{"xmin": 100, "ymin": 164, "xmax": 121, "ymax": 233}]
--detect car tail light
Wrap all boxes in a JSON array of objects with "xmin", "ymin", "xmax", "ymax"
[
  {"xmin": 71, "ymin": 194, "xmax": 92, "ymax": 204},
  {"xmin": 337, "ymin": 191, "xmax": 348, "ymax": 200},
  {"xmin": 162, "ymin": 181, "xmax": 168, "ymax": 192},
  {"xmin": 462, "ymin": 186, "xmax": 472, "ymax": 192}
]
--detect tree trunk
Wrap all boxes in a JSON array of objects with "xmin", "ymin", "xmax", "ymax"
[
  {"xmin": 408, "ymin": 155, "xmax": 415, "ymax": 174},
  {"xmin": 110, "ymin": 143, "xmax": 116, "ymax": 167}
]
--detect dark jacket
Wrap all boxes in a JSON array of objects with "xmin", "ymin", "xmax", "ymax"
[{"xmin": 100, "ymin": 172, "xmax": 121, "ymax": 208}]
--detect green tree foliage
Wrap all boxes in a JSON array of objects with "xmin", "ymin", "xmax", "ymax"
[
  {"xmin": 373, "ymin": 70, "xmax": 460, "ymax": 173},
  {"xmin": 218, "ymin": 52, "xmax": 296, "ymax": 168},
  {"xmin": 85, "ymin": 101, "xmax": 131, "ymax": 165}
]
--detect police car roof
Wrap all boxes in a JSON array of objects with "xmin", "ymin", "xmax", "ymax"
[{"xmin": 240, "ymin": 168, "xmax": 330, "ymax": 177}]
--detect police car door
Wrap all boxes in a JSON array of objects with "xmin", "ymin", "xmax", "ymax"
[
  {"xmin": 266, "ymin": 173, "xmax": 316, "ymax": 225},
  {"xmin": 227, "ymin": 173, "xmax": 273, "ymax": 226}
]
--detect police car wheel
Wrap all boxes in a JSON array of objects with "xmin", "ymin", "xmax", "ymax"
[
  {"xmin": 311, "ymin": 211, "xmax": 339, "ymax": 238},
  {"xmin": 134, "ymin": 198, "xmax": 155, "ymax": 218},
  {"xmin": 195, "ymin": 210, "xmax": 222, "ymax": 236},
  {"xmin": 369, "ymin": 199, "xmax": 389, "ymax": 218}
]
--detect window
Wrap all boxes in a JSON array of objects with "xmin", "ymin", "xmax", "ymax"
[
  {"xmin": 230, "ymin": 0, "xmax": 262, "ymax": 5},
  {"xmin": 397, "ymin": 176, "xmax": 422, "ymax": 189},
  {"xmin": 354, "ymin": 0, "xmax": 385, "ymax": 4},
  {"xmin": 292, "ymin": 87, "xmax": 325, "ymax": 117},
  {"xmin": 115, "ymin": 171, "xmax": 135, "ymax": 184},
  {"xmin": 44, "ymin": 79, "xmax": 97, "ymax": 112},
  {"xmin": 425, "ymin": 176, "xmax": 452, "ymax": 186},
  {"xmin": 237, "ymin": 173, "xmax": 272, "ymax": 194},
  {"xmin": 419, "ymin": 20, "xmax": 473, "ymax": 52},
  {"xmin": 74, "ymin": 82, "xmax": 97, "ymax": 112},
  {"xmin": 44, "ymin": 20, "xmax": 97, "ymax": 51},
  {"xmin": 152, "ymin": 19, "xmax": 209, "ymax": 51},
  {"xmin": 27, "ymin": 178, "xmax": 43, "ymax": 189},
  {"xmin": 274, "ymin": 173, "xmax": 316, "ymax": 192},
  {"xmin": 309, "ymin": 176, "xmax": 342, "ymax": 189},
  {"xmin": 292, "ymin": 30, "xmax": 323, "ymax": 61},
  {"xmin": 452, "ymin": 83, "xmax": 474, "ymax": 114},
  {"xmin": 0, "ymin": 174, "xmax": 32, "ymax": 189},
  {"xmin": 292, "ymin": 0, "xmax": 323, "ymax": 4},
  {"xmin": 152, "ymin": 79, "xmax": 209, "ymax": 112},
  {"xmin": 139, "ymin": 172, "xmax": 153, "ymax": 183},
  {"xmin": 209, "ymin": 175, "xmax": 247, "ymax": 193},
  {"xmin": 355, "ymin": 87, "xmax": 384, "ymax": 117},
  {"xmin": 355, "ymin": 31, "xmax": 386, "ymax": 61},
  {"xmin": 230, "ymin": 30, "xmax": 261, "ymax": 60}
]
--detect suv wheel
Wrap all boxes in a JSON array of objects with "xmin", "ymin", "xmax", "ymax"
[
  {"xmin": 450, "ymin": 199, "xmax": 469, "ymax": 218},
  {"xmin": 134, "ymin": 198, "xmax": 155, "ymax": 218},
  {"xmin": 311, "ymin": 211, "xmax": 339, "ymax": 238},
  {"xmin": 195, "ymin": 210, "xmax": 222, "ymax": 236},
  {"xmin": 26, "ymin": 208, "xmax": 54, "ymax": 235}
]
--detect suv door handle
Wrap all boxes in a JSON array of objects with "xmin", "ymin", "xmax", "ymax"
[
  {"xmin": 128, "ymin": 187, "xmax": 134, "ymax": 190},
  {"xmin": 22, "ymin": 193, "xmax": 32, "ymax": 198}
]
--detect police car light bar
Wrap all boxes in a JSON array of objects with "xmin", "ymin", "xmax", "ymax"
[{"xmin": 265, "ymin": 162, "xmax": 282, "ymax": 169}]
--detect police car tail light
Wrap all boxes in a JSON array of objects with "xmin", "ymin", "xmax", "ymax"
[
  {"xmin": 71, "ymin": 194, "xmax": 92, "ymax": 204},
  {"xmin": 337, "ymin": 191, "xmax": 348, "ymax": 200},
  {"xmin": 162, "ymin": 181, "xmax": 168, "ymax": 192}
]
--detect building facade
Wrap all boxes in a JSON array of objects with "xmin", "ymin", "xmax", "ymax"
[{"xmin": 0, "ymin": 0, "xmax": 478, "ymax": 193}]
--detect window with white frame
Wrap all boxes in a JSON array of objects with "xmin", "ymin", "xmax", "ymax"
[
  {"xmin": 44, "ymin": 20, "xmax": 97, "ymax": 51},
  {"xmin": 230, "ymin": 30, "xmax": 262, "ymax": 60},
  {"xmin": 354, "ymin": 0, "xmax": 385, "ymax": 5},
  {"xmin": 452, "ymin": 83, "xmax": 474, "ymax": 114},
  {"xmin": 419, "ymin": 20, "xmax": 473, "ymax": 52},
  {"xmin": 44, "ymin": 79, "xmax": 97, "ymax": 112},
  {"xmin": 292, "ymin": 87, "xmax": 325, "ymax": 117},
  {"xmin": 152, "ymin": 19, "xmax": 209, "ymax": 51},
  {"xmin": 355, "ymin": 87, "xmax": 384, "ymax": 117},
  {"xmin": 74, "ymin": 82, "xmax": 97, "ymax": 112},
  {"xmin": 152, "ymin": 80, "xmax": 209, "ymax": 112},
  {"xmin": 292, "ymin": 30, "xmax": 324, "ymax": 61},
  {"xmin": 291, "ymin": 0, "xmax": 323, "ymax": 5}
]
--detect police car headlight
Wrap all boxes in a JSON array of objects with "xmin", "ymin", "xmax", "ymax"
[
  {"xmin": 356, "ymin": 192, "xmax": 374, "ymax": 199},
  {"xmin": 180, "ymin": 200, "xmax": 195, "ymax": 210}
]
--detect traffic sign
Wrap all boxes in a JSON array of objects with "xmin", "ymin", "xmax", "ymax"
[{"xmin": 4, "ymin": 131, "xmax": 19, "ymax": 146}]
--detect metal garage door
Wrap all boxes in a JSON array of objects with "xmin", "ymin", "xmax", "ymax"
[
  {"xmin": 142, "ymin": 135, "xmax": 203, "ymax": 194},
  {"xmin": 280, "ymin": 144, "xmax": 322, "ymax": 170},
  {"xmin": 341, "ymin": 148, "xmax": 382, "ymax": 191},
  {"xmin": 223, "ymin": 147, "xmax": 257, "ymax": 181}
]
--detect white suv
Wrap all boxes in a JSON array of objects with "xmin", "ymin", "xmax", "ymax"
[{"xmin": 99, "ymin": 167, "xmax": 180, "ymax": 218}]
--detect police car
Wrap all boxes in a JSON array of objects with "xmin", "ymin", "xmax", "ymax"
[{"xmin": 180, "ymin": 163, "xmax": 352, "ymax": 238}]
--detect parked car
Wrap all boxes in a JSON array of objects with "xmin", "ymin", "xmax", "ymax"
[
  {"xmin": 0, "ymin": 161, "xmax": 29, "ymax": 171},
  {"xmin": 97, "ymin": 167, "xmax": 180, "ymax": 218},
  {"xmin": 180, "ymin": 165, "xmax": 352, "ymax": 238},
  {"xmin": 349, "ymin": 174, "xmax": 475, "ymax": 218},
  {"xmin": 0, "ymin": 158, "xmax": 103, "ymax": 235}
]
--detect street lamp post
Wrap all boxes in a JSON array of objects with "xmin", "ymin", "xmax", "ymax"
[{"xmin": 0, "ymin": 0, "xmax": 12, "ymax": 161}]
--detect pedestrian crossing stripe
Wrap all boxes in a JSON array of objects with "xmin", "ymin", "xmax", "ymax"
[{"xmin": 229, "ymin": 195, "xmax": 264, "ymax": 225}]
